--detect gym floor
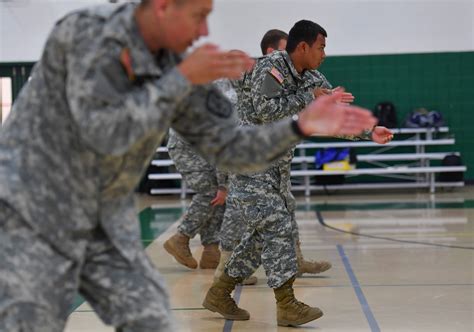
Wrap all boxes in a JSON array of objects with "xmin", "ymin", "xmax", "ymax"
[{"xmin": 65, "ymin": 187, "xmax": 474, "ymax": 332}]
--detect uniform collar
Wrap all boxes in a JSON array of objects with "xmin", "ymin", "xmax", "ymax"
[
  {"xmin": 281, "ymin": 51, "xmax": 305, "ymax": 82},
  {"xmin": 112, "ymin": 4, "xmax": 175, "ymax": 77}
]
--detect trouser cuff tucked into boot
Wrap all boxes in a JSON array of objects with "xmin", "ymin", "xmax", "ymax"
[
  {"xmin": 163, "ymin": 232, "xmax": 198, "ymax": 269},
  {"xmin": 200, "ymin": 243, "xmax": 221, "ymax": 269},
  {"xmin": 274, "ymin": 276, "xmax": 323, "ymax": 326},
  {"xmin": 296, "ymin": 241, "xmax": 332, "ymax": 276},
  {"xmin": 203, "ymin": 273, "xmax": 250, "ymax": 320},
  {"xmin": 214, "ymin": 251, "xmax": 258, "ymax": 285}
]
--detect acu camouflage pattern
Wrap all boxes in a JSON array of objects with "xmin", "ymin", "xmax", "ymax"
[
  {"xmin": 213, "ymin": 78, "xmax": 238, "ymax": 105},
  {"xmin": 225, "ymin": 50, "xmax": 316, "ymax": 288},
  {"xmin": 224, "ymin": 51, "xmax": 372, "ymax": 288},
  {"xmin": 167, "ymin": 129, "xmax": 225, "ymax": 245},
  {"xmin": 0, "ymin": 4, "xmax": 304, "ymax": 330},
  {"xmin": 166, "ymin": 79, "xmax": 236, "ymax": 245},
  {"xmin": 0, "ymin": 201, "xmax": 172, "ymax": 332}
]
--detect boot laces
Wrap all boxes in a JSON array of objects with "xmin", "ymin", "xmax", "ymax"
[
  {"xmin": 222, "ymin": 296, "xmax": 240, "ymax": 312},
  {"xmin": 177, "ymin": 241, "xmax": 193, "ymax": 257}
]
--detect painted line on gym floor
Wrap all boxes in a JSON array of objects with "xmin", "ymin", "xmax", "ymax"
[
  {"xmin": 75, "ymin": 307, "xmax": 211, "ymax": 313},
  {"xmin": 222, "ymin": 284, "xmax": 243, "ymax": 332},
  {"xmin": 337, "ymin": 244, "xmax": 381, "ymax": 332},
  {"xmin": 250, "ymin": 283, "xmax": 474, "ymax": 289}
]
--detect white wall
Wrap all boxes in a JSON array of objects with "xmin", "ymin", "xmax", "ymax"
[
  {"xmin": 206, "ymin": 0, "xmax": 474, "ymax": 56},
  {"xmin": 0, "ymin": 0, "xmax": 473, "ymax": 62}
]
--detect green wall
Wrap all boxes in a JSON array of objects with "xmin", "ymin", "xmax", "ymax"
[
  {"xmin": 2, "ymin": 51, "xmax": 473, "ymax": 180},
  {"xmin": 319, "ymin": 51, "xmax": 474, "ymax": 180}
]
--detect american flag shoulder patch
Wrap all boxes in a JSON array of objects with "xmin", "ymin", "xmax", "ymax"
[{"xmin": 269, "ymin": 67, "xmax": 284, "ymax": 84}]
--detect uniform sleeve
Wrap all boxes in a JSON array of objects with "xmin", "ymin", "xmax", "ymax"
[
  {"xmin": 216, "ymin": 170, "xmax": 228, "ymax": 190},
  {"xmin": 316, "ymin": 71, "xmax": 333, "ymax": 89},
  {"xmin": 302, "ymin": 70, "xmax": 332, "ymax": 90},
  {"xmin": 249, "ymin": 61, "xmax": 314, "ymax": 123},
  {"xmin": 335, "ymin": 129, "xmax": 372, "ymax": 141},
  {"xmin": 60, "ymin": 15, "xmax": 192, "ymax": 156},
  {"xmin": 170, "ymin": 85, "xmax": 303, "ymax": 174}
]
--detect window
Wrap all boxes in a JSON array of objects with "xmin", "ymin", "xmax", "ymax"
[{"xmin": 0, "ymin": 77, "xmax": 12, "ymax": 125}]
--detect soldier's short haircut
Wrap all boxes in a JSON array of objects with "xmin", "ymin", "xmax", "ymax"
[
  {"xmin": 286, "ymin": 20, "xmax": 327, "ymax": 54},
  {"xmin": 260, "ymin": 29, "xmax": 289, "ymax": 55}
]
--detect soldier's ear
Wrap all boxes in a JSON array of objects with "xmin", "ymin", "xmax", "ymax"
[
  {"xmin": 296, "ymin": 41, "xmax": 307, "ymax": 54},
  {"xmin": 152, "ymin": 0, "xmax": 171, "ymax": 17}
]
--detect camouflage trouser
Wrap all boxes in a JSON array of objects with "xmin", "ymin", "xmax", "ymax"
[
  {"xmin": 0, "ymin": 202, "xmax": 173, "ymax": 332},
  {"xmin": 224, "ymin": 191, "xmax": 298, "ymax": 289},
  {"xmin": 286, "ymin": 190, "xmax": 301, "ymax": 244},
  {"xmin": 168, "ymin": 147, "xmax": 224, "ymax": 245},
  {"xmin": 220, "ymin": 189, "xmax": 299, "ymax": 252}
]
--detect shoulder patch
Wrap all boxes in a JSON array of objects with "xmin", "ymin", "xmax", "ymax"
[
  {"xmin": 206, "ymin": 88, "xmax": 233, "ymax": 118},
  {"xmin": 269, "ymin": 67, "xmax": 284, "ymax": 84}
]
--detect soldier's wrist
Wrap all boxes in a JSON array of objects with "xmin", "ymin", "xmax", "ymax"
[{"xmin": 291, "ymin": 114, "xmax": 307, "ymax": 138}]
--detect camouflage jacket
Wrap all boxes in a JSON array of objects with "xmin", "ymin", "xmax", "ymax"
[
  {"xmin": 165, "ymin": 79, "xmax": 239, "ymax": 190},
  {"xmin": 0, "ymin": 4, "xmax": 303, "ymax": 260}
]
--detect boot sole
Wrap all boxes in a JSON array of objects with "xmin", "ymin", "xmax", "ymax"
[
  {"xmin": 277, "ymin": 311, "xmax": 323, "ymax": 327},
  {"xmin": 299, "ymin": 263, "xmax": 332, "ymax": 275},
  {"xmin": 202, "ymin": 300, "xmax": 250, "ymax": 321},
  {"xmin": 163, "ymin": 241, "xmax": 197, "ymax": 269}
]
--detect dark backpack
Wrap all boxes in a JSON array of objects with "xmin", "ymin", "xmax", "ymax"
[
  {"xmin": 438, "ymin": 154, "xmax": 464, "ymax": 182},
  {"xmin": 374, "ymin": 102, "xmax": 398, "ymax": 128}
]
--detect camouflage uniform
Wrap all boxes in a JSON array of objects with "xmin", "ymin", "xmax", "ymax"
[
  {"xmin": 219, "ymin": 54, "xmax": 334, "ymax": 250},
  {"xmin": 167, "ymin": 129, "xmax": 226, "ymax": 245},
  {"xmin": 222, "ymin": 51, "xmax": 313, "ymax": 288},
  {"xmin": 166, "ymin": 79, "xmax": 236, "ymax": 245},
  {"xmin": 0, "ymin": 6, "xmax": 305, "ymax": 332},
  {"xmin": 224, "ymin": 51, "xmax": 369, "ymax": 288}
]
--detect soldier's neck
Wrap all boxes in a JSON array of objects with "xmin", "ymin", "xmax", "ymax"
[
  {"xmin": 134, "ymin": 5, "xmax": 162, "ymax": 54},
  {"xmin": 289, "ymin": 53, "xmax": 304, "ymax": 74}
]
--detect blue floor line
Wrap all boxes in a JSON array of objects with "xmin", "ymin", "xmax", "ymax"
[
  {"xmin": 222, "ymin": 284, "xmax": 243, "ymax": 332},
  {"xmin": 337, "ymin": 244, "xmax": 381, "ymax": 332}
]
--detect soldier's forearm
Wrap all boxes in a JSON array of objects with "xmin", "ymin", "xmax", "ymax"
[
  {"xmin": 254, "ymin": 90, "xmax": 313, "ymax": 122},
  {"xmin": 335, "ymin": 129, "xmax": 372, "ymax": 141}
]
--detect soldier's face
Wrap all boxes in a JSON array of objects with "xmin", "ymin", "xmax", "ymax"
[
  {"xmin": 156, "ymin": 0, "xmax": 212, "ymax": 52},
  {"xmin": 306, "ymin": 34, "xmax": 326, "ymax": 69}
]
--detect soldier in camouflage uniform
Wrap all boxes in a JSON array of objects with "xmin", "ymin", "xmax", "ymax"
[
  {"xmin": 164, "ymin": 129, "xmax": 227, "ymax": 269},
  {"xmin": 204, "ymin": 21, "xmax": 392, "ymax": 327},
  {"xmin": 0, "ymin": 1, "xmax": 379, "ymax": 330},
  {"xmin": 216, "ymin": 30, "xmax": 334, "ymax": 283},
  {"xmin": 163, "ymin": 78, "xmax": 238, "ymax": 270}
]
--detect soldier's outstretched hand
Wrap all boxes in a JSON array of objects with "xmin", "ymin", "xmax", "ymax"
[
  {"xmin": 371, "ymin": 126, "xmax": 394, "ymax": 144},
  {"xmin": 178, "ymin": 44, "xmax": 254, "ymax": 84},
  {"xmin": 297, "ymin": 91, "xmax": 377, "ymax": 136},
  {"xmin": 331, "ymin": 86, "xmax": 355, "ymax": 104}
]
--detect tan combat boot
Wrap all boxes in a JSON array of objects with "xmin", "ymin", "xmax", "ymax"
[
  {"xmin": 163, "ymin": 232, "xmax": 198, "ymax": 269},
  {"xmin": 274, "ymin": 276, "xmax": 323, "ymax": 326},
  {"xmin": 203, "ymin": 273, "xmax": 250, "ymax": 320},
  {"xmin": 200, "ymin": 244, "xmax": 221, "ymax": 269},
  {"xmin": 214, "ymin": 250, "xmax": 258, "ymax": 285},
  {"xmin": 296, "ymin": 241, "xmax": 332, "ymax": 277}
]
